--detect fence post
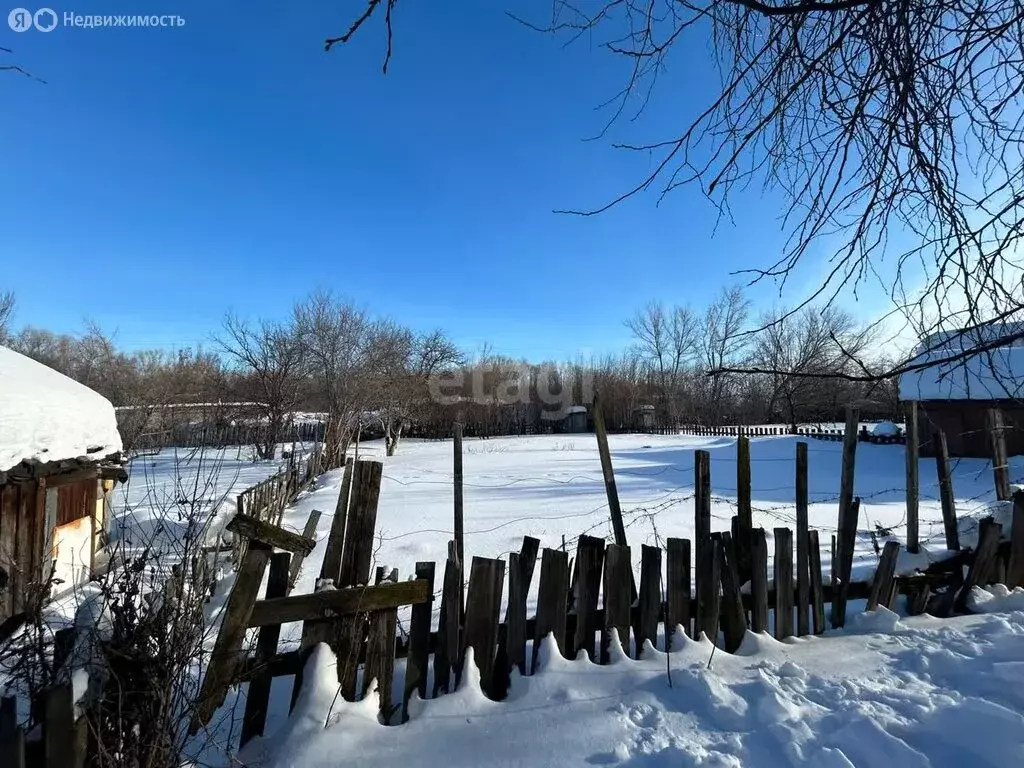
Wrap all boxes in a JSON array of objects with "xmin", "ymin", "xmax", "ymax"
[
  {"xmin": 750, "ymin": 528, "xmax": 769, "ymax": 634},
  {"xmin": 241, "ymin": 551, "xmax": 291, "ymax": 747},
  {"xmin": 987, "ymin": 409, "xmax": 1011, "ymax": 501},
  {"xmin": 665, "ymin": 538, "xmax": 691, "ymax": 643},
  {"xmin": 934, "ymin": 430, "xmax": 960, "ymax": 551},
  {"xmin": 795, "ymin": 442, "xmax": 810, "ymax": 636},
  {"xmin": 453, "ymin": 423, "xmax": 465, "ymax": 586},
  {"xmin": 592, "ymin": 391, "xmax": 628, "ymax": 550},
  {"xmin": 832, "ymin": 498, "xmax": 861, "ymax": 628},
  {"xmin": 693, "ymin": 449, "xmax": 711, "ymax": 636},
  {"xmin": 774, "ymin": 528, "xmax": 794, "ymax": 640},
  {"xmin": 736, "ymin": 435, "xmax": 752, "ymax": 583},
  {"xmin": 905, "ymin": 401, "xmax": 920, "ymax": 553},
  {"xmin": 835, "ymin": 406, "xmax": 860, "ymax": 598},
  {"xmin": 1008, "ymin": 491, "xmax": 1024, "ymax": 589},
  {"xmin": 807, "ymin": 530, "xmax": 825, "ymax": 634}
]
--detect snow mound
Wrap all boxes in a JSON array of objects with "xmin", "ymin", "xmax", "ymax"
[
  {"xmin": 966, "ymin": 584, "xmax": 1024, "ymax": 613},
  {"xmin": 0, "ymin": 345, "xmax": 122, "ymax": 473},
  {"xmin": 870, "ymin": 420, "xmax": 902, "ymax": 438}
]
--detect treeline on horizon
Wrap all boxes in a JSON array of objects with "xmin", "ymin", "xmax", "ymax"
[{"xmin": 0, "ymin": 287, "xmax": 901, "ymax": 458}]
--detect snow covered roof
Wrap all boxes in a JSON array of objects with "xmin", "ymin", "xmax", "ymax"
[
  {"xmin": 899, "ymin": 325, "xmax": 1024, "ymax": 401},
  {"xmin": 0, "ymin": 345, "xmax": 123, "ymax": 475}
]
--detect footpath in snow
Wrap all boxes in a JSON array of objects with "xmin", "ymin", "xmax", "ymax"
[{"xmin": 245, "ymin": 605, "xmax": 1024, "ymax": 767}]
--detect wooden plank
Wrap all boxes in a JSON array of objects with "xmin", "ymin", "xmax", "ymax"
[
  {"xmin": 505, "ymin": 552, "xmax": 528, "ymax": 678},
  {"xmin": 1008, "ymin": 491, "xmax": 1024, "ymax": 589},
  {"xmin": 718, "ymin": 532, "xmax": 747, "ymax": 653},
  {"xmin": 736, "ymin": 435, "xmax": 752, "ymax": 582},
  {"xmin": 337, "ymin": 460, "xmax": 384, "ymax": 588},
  {"xmin": 433, "ymin": 546, "xmax": 461, "ymax": 696},
  {"xmin": 364, "ymin": 604, "xmax": 397, "ymax": 718},
  {"xmin": 867, "ymin": 541, "xmax": 900, "ymax": 611},
  {"xmin": 287, "ymin": 509, "xmax": 323, "ymax": 589},
  {"xmin": 403, "ymin": 561, "xmax": 436, "ymax": 720},
  {"xmin": 833, "ymin": 406, "xmax": 860, "ymax": 628},
  {"xmin": 750, "ymin": 528, "xmax": 769, "ymax": 633},
  {"xmin": 795, "ymin": 442, "xmax": 810, "ymax": 637},
  {"xmin": 571, "ymin": 535, "xmax": 605, "ymax": 661},
  {"xmin": 602, "ymin": 544, "xmax": 631, "ymax": 663},
  {"xmin": 693, "ymin": 449, "xmax": 711, "ymax": 636},
  {"xmin": 832, "ymin": 498, "xmax": 861, "ymax": 628},
  {"xmin": 0, "ymin": 696, "xmax": 24, "ymax": 768},
  {"xmin": 462, "ymin": 557, "xmax": 505, "ymax": 699},
  {"xmin": 44, "ymin": 683, "xmax": 82, "ymax": 768},
  {"xmin": 807, "ymin": 530, "xmax": 826, "ymax": 634},
  {"xmin": 191, "ymin": 542, "xmax": 271, "ymax": 733},
  {"xmin": 13, "ymin": 486, "xmax": 28, "ymax": 615},
  {"xmin": 774, "ymin": 528, "xmax": 794, "ymax": 640},
  {"xmin": 518, "ymin": 536, "xmax": 541, "ymax": 593},
  {"xmin": 696, "ymin": 533, "xmax": 720, "ymax": 642},
  {"xmin": 635, "ymin": 544, "xmax": 661, "ymax": 655},
  {"xmin": 0, "ymin": 487, "xmax": 15, "ymax": 619},
  {"xmin": 532, "ymin": 548, "xmax": 569, "ymax": 673},
  {"xmin": 665, "ymin": 538, "xmax": 691, "ymax": 644},
  {"xmin": 319, "ymin": 458, "xmax": 354, "ymax": 584},
  {"xmin": 956, "ymin": 517, "xmax": 1003, "ymax": 612},
  {"xmin": 592, "ymin": 392, "xmax": 628, "ymax": 549},
  {"xmin": 934, "ymin": 430, "xmax": 960, "ymax": 551},
  {"xmin": 987, "ymin": 409, "xmax": 1012, "ymax": 501},
  {"xmin": 905, "ymin": 401, "xmax": 920, "ymax": 553},
  {"xmin": 453, "ymin": 424, "xmax": 465, "ymax": 579},
  {"xmin": 241, "ymin": 551, "xmax": 291, "ymax": 747},
  {"xmin": 250, "ymin": 579, "xmax": 430, "ymax": 627},
  {"xmin": 226, "ymin": 514, "xmax": 315, "ymax": 555}
]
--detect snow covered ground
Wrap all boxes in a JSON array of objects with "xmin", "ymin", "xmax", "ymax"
[
  {"xmin": 275, "ymin": 433, "xmax": 1019, "ymax": 632},
  {"xmin": 247, "ymin": 604, "xmax": 1024, "ymax": 767}
]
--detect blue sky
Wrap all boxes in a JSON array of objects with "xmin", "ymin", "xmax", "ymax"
[{"xmin": 1, "ymin": 1, "xmax": 882, "ymax": 360}]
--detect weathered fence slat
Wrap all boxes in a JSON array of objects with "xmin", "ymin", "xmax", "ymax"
[
  {"xmin": 807, "ymin": 530, "xmax": 825, "ymax": 634},
  {"xmin": 635, "ymin": 545, "xmax": 662, "ymax": 655},
  {"xmin": 750, "ymin": 528, "xmax": 769, "ymax": 634},
  {"xmin": 602, "ymin": 544, "xmax": 631, "ymax": 663},
  {"xmin": 1008, "ymin": 491, "xmax": 1024, "ymax": 589},
  {"xmin": 867, "ymin": 541, "xmax": 900, "ymax": 611},
  {"xmin": 832, "ymin": 498, "xmax": 861, "ymax": 628},
  {"xmin": 226, "ymin": 514, "xmax": 315, "ymax": 555},
  {"xmin": 718, "ymin": 532, "xmax": 747, "ymax": 653},
  {"xmin": 192, "ymin": 541, "xmax": 271, "ymax": 732},
  {"xmin": 287, "ymin": 510, "xmax": 323, "ymax": 589},
  {"xmin": 956, "ymin": 518, "xmax": 1002, "ymax": 612},
  {"xmin": 833, "ymin": 406, "xmax": 860, "ymax": 629},
  {"xmin": 696, "ymin": 533, "xmax": 720, "ymax": 642},
  {"xmin": 462, "ymin": 557, "xmax": 505, "ymax": 699},
  {"xmin": 736, "ymin": 435, "xmax": 753, "ymax": 582},
  {"xmin": 987, "ymin": 409, "xmax": 1011, "ymax": 501},
  {"xmin": 364, "ymin": 601, "xmax": 398, "ymax": 718},
  {"xmin": 1, "ymin": 696, "xmax": 25, "ymax": 768},
  {"xmin": 44, "ymin": 682, "xmax": 84, "ymax": 768},
  {"xmin": 795, "ymin": 442, "xmax": 810, "ymax": 637},
  {"xmin": 665, "ymin": 538, "xmax": 691, "ymax": 643},
  {"xmin": 241, "ymin": 551, "xmax": 291, "ymax": 747},
  {"xmin": 533, "ymin": 548, "xmax": 569, "ymax": 672},
  {"xmin": 249, "ymin": 580, "xmax": 430, "ymax": 627},
  {"xmin": 572, "ymin": 536, "xmax": 606, "ymax": 661},
  {"xmin": 434, "ymin": 544, "xmax": 461, "ymax": 696},
  {"xmin": 403, "ymin": 561, "xmax": 435, "ymax": 720},
  {"xmin": 320, "ymin": 459, "xmax": 354, "ymax": 585},
  {"xmin": 934, "ymin": 430, "xmax": 960, "ymax": 551},
  {"xmin": 905, "ymin": 401, "xmax": 920, "ymax": 553},
  {"xmin": 774, "ymin": 528, "xmax": 794, "ymax": 640},
  {"xmin": 694, "ymin": 450, "xmax": 712, "ymax": 637}
]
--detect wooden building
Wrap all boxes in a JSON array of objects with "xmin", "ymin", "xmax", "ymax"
[
  {"xmin": 899, "ymin": 326, "xmax": 1023, "ymax": 458},
  {"xmin": 0, "ymin": 346, "xmax": 125, "ymax": 620}
]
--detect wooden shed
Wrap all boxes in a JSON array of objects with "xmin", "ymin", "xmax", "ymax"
[
  {"xmin": 0, "ymin": 346, "xmax": 125, "ymax": 620},
  {"xmin": 899, "ymin": 326, "xmax": 1024, "ymax": 458}
]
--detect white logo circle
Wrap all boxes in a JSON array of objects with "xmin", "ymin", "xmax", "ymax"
[
  {"xmin": 33, "ymin": 7, "xmax": 57, "ymax": 31},
  {"xmin": 7, "ymin": 7, "xmax": 32, "ymax": 31}
]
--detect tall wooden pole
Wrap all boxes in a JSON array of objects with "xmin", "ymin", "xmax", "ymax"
[
  {"xmin": 592, "ymin": 391, "xmax": 627, "ymax": 547},
  {"xmin": 905, "ymin": 401, "xmax": 920, "ymax": 553}
]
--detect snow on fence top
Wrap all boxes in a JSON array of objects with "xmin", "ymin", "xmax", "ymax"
[
  {"xmin": 898, "ymin": 324, "xmax": 1024, "ymax": 401},
  {"xmin": 0, "ymin": 345, "xmax": 123, "ymax": 474}
]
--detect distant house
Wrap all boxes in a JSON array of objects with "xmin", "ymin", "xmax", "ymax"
[
  {"xmin": 561, "ymin": 405, "xmax": 588, "ymax": 433},
  {"xmin": 0, "ymin": 346, "xmax": 125, "ymax": 620},
  {"xmin": 633, "ymin": 404, "xmax": 656, "ymax": 432},
  {"xmin": 899, "ymin": 325, "xmax": 1023, "ymax": 457}
]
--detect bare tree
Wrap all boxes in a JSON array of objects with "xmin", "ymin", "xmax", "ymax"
[
  {"xmin": 752, "ymin": 305, "xmax": 874, "ymax": 429},
  {"xmin": 366, "ymin": 322, "xmax": 463, "ymax": 455},
  {"xmin": 293, "ymin": 290, "xmax": 370, "ymax": 466},
  {"xmin": 0, "ymin": 291, "xmax": 14, "ymax": 343},
  {"xmin": 217, "ymin": 314, "xmax": 304, "ymax": 459},
  {"xmin": 326, "ymin": 0, "xmax": 1024, "ymax": 378},
  {"xmin": 697, "ymin": 287, "xmax": 751, "ymax": 423},
  {"xmin": 627, "ymin": 302, "xmax": 699, "ymax": 423}
]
